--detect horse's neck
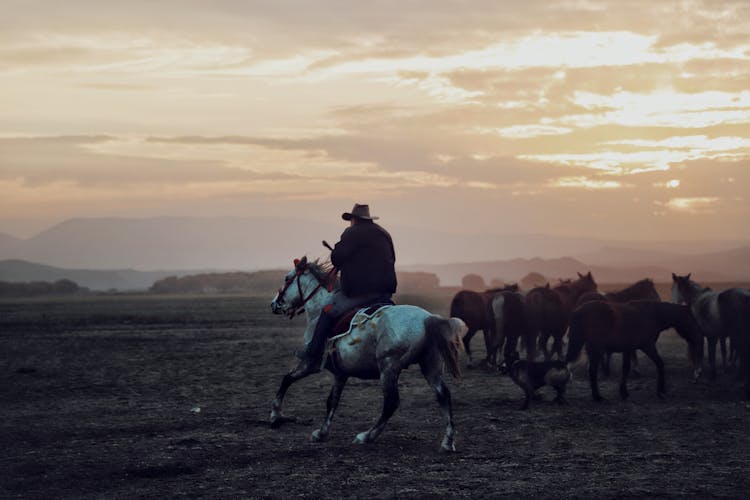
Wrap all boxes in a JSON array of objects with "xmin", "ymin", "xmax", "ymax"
[
  {"xmin": 680, "ymin": 281, "xmax": 708, "ymax": 305},
  {"xmin": 298, "ymin": 273, "xmax": 332, "ymax": 323},
  {"xmin": 659, "ymin": 303, "xmax": 693, "ymax": 335}
]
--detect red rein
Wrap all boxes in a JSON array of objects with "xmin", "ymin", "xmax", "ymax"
[{"xmin": 278, "ymin": 264, "xmax": 337, "ymax": 319}]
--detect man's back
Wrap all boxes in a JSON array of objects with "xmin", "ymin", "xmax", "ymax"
[{"xmin": 331, "ymin": 221, "xmax": 397, "ymax": 296}]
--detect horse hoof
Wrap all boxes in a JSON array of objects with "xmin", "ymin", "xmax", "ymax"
[
  {"xmin": 353, "ymin": 433, "xmax": 369, "ymax": 445},
  {"xmin": 440, "ymin": 443, "xmax": 456, "ymax": 453},
  {"xmin": 311, "ymin": 429, "xmax": 328, "ymax": 442},
  {"xmin": 269, "ymin": 414, "xmax": 296, "ymax": 429}
]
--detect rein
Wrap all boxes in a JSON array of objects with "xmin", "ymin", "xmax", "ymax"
[{"xmin": 278, "ymin": 264, "xmax": 337, "ymax": 319}]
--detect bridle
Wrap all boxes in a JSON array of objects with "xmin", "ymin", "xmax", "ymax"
[{"xmin": 277, "ymin": 260, "xmax": 336, "ymax": 319}]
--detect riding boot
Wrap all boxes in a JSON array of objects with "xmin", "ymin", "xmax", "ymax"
[{"xmin": 297, "ymin": 311, "xmax": 337, "ymax": 372}]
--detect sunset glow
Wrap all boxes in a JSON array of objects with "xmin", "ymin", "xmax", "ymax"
[{"xmin": 1, "ymin": 0, "xmax": 749, "ymax": 241}]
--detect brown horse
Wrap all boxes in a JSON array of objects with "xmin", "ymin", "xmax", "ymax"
[
  {"xmin": 566, "ymin": 300, "xmax": 704, "ymax": 402},
  {"xmin": 449, "ymin": 284, "xmax": 519, "ymax": 367},
  {"xmin": 525, "ymin": 272, "xmax": 598, "ymax": 360},
  {"xmin": 576, "ymin": 278, "xmax": 661, "ymax": 377}
]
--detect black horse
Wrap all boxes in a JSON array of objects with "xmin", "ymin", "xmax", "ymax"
[
  {"xmin": 576, "ymin": 278, "xmax": 662, "ymax": 377},
  {"xmin": 566, "ymin": 300, "xmax": 703, "ymax": 402}
]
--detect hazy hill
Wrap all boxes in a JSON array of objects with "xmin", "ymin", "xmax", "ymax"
[
  {"xmin": 0, "ymin": 259, "xmax": 201, "ymax": 291},
  {"xmin": 0, "ymin": 217, "xmax": 748, "ymax": 285}
]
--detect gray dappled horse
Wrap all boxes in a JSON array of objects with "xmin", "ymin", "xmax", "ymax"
[
  {"xmin": 270, "ymin": 256, "xmax": 467, "ymax": 451},
  {"xmin": 671, "ymin": 273, "xmax": 750, "ymax": 398}
]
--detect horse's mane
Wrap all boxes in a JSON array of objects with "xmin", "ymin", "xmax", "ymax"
[
  {"xmin": 606, "ymin": 278, "xmax": 659, "ymax": 302},
  {"xmin": 484, "ymin": 284, "xmax": 520, "ymax": 294},
  {"xmin": 306, "ymin": 258, "xmax": 334, "ymax": 284}
]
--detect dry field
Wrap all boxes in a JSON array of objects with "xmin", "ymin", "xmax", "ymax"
[{"xmin": 1, "ymin": 290, "xmax": 750, "ymax": 498}]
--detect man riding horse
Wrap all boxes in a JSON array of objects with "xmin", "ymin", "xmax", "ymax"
[{"xmin": 296, "ymin": 203, "xmax": 398, "ymax": 372}]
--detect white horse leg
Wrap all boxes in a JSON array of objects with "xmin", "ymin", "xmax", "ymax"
[
  {"xmin": 311, "ymin": 374, "xmax": 348, "ymax": 442},
  {"xmin": 270, "ymin": 361, "xmax": 316, "ymax": 428},
  {"xmin": 420, "ymin": 358, "xmax": 456, "ymax": 452},
  {"xmin": 354, "ymin": 360, "xmax": 400, "ymax": 445}
]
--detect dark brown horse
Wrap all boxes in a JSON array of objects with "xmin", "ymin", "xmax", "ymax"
[
  {"xmin": 524, "ymin": 272, "xmax": 598, "ymax": 360},
  {"xmin": 566, "ymin": 300, "xmax": 704, "ymax": 402},
  {"xmin": 487, "ymin": 290, "xmax": 534, "ymax": 370},
  {"xmin": 672, "ymin": 273, "xmax": 750, "ymax": 399},
  {"xmin": 576, "ymin": 278, "xmax": 661, "ymax": 377},
  {"xmin": 449, "ymin": 284, "xmax": 519, "ymax": 367}
]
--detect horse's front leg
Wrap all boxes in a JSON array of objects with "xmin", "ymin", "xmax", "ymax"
[
  {"xmin": 312, "ymin": 374, "xmax": 348, "ymax": 442},
  {"xmin": 270, "ymin": 360, "xmax": 317, "ymax": 428},
  {"xmin": 538, "ymin": 332, "xmax": 551, "ymax": 361},
  {"xmin": 588, "ymin": 348, "xmax": 604, "ymax": 402},
  {"xmin": 619, "ymin": 350, "xmax": 632, "ymax": 400},
  {"xmin": 354, "ymin": 359, "xmax": 401, "ymax": 445},
  {"xmin": 551, "ymin": 330, "xmax": 565, "ymax": 360},
  {"xmin": 719, "ymin": 335, "xmax": 728, "ymax": 372},
  {"xmin": 707, "ymin": 336, "xmax": 717, "ymax": 381}
]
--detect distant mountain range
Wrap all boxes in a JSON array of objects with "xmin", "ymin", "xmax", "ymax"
[
  {"xmin": 0, "ymin": 259, "xmax": 212, "ymax": 291},
  {"xmin": 0, "ymin": 216, "xmax": 748, "ymax": 288}
]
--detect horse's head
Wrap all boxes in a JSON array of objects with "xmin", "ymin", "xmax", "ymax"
[
  {"xmin": 574, "ymin": 271, "xmax": 598, "ymax": 295},
  {"xmin": 577, "ymin": 271, "xmax": 597, "ymax": 292},
  {"xmin": 670, "ymin": 272, "xmax": 693, "ymax": 304},
  {"xmin": 271, "ymin": 256, "xmax": 309, "ymax": 316},
  {"xmin": 271, "ymin": 256, "xmax": 335, "ymax": 318}
]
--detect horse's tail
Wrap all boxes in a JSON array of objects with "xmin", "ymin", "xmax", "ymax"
[{"xmin": 424, "ymin": 315, "xmax": 466, "ymax": 380}]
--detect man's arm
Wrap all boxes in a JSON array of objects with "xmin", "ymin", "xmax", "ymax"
[{"xmin": 331, "ymin": 226, "xmax": 357, "ymax": 267}]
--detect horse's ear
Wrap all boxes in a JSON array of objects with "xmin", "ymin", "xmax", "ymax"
[
  {"xmin": 672, "ymin": 273, "xmax": 677, "ymax": 281},
  {"xmin": 577, "ymin": 272, "xmax": 583, "ymax": 278},
  {"xmin": 686, "ymin": 272, "xmax": 691, "ymax": 280},
  {"xmin": 587, "ymin": 271, "xmax": 592, "ymax": 278}
]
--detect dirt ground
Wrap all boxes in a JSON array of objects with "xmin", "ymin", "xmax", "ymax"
[{"xmin": 2, "ymin": 293, "xmax": 750, "ymax": 499}]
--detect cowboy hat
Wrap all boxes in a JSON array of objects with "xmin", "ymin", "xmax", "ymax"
[{"xmin": 342, "ymin": 203, "xmax": 379, "ymax": 221}]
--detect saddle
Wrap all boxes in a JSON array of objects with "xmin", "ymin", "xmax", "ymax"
[{"xmin": 331, "ymin": 301, "xmax": 395, "ymax": 336}]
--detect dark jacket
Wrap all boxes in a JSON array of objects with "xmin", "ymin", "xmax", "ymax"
[{"xmin": 331, "ymin": 221, "xmax": 397, "ymax": 296}]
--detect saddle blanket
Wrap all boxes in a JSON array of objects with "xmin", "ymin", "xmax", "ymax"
[{"xmin": 328, "ymin": 304, "xmax": 392, "ymax": 345}]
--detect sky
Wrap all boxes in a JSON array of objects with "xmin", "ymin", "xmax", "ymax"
[{"xmin": 1, "ymin": 0, "xmax": 749, "ymax": 242}]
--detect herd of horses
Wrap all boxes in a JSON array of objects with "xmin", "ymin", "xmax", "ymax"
[
  {"xmin": 270, "ymin": 257, "xmax": 750, "ymax": 451},
  {"xmin": 452, "ymin": 272, "xmax": 749, "ymax": 400}
]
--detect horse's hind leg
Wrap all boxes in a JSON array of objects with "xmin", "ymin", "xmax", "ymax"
[
  {"xmin": 630, "ymin": 351, "xmax": 642, "ymax": 378},
  {"xmin": 642, "ymin": 344, "xmax": 666, "ymax": 398},
  {"xmin": 463, "ymin": 328, "xmax": 479, "ymax": 368},
  {"xmin": 720, "ymin": 335, "xmax": 728, "ymax": 373},
  {"xmin": 270, "ymin": 361, "xmax": 317, "ymax": 428},
  {"xmin": 354, "ymin": 360, "xmax": 401, "ymax": 445},
  {"xmin": 312, "ymin": 374, "xmax": 348, "ymax": 442},
  {"xmin": 420, "ymin": 358, "xmax": 457, "ymax": 451}
]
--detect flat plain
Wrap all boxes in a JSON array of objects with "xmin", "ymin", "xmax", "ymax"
[{"xmin": 1, "ymin": 291, "xmax": 749, "ymax": 498}]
